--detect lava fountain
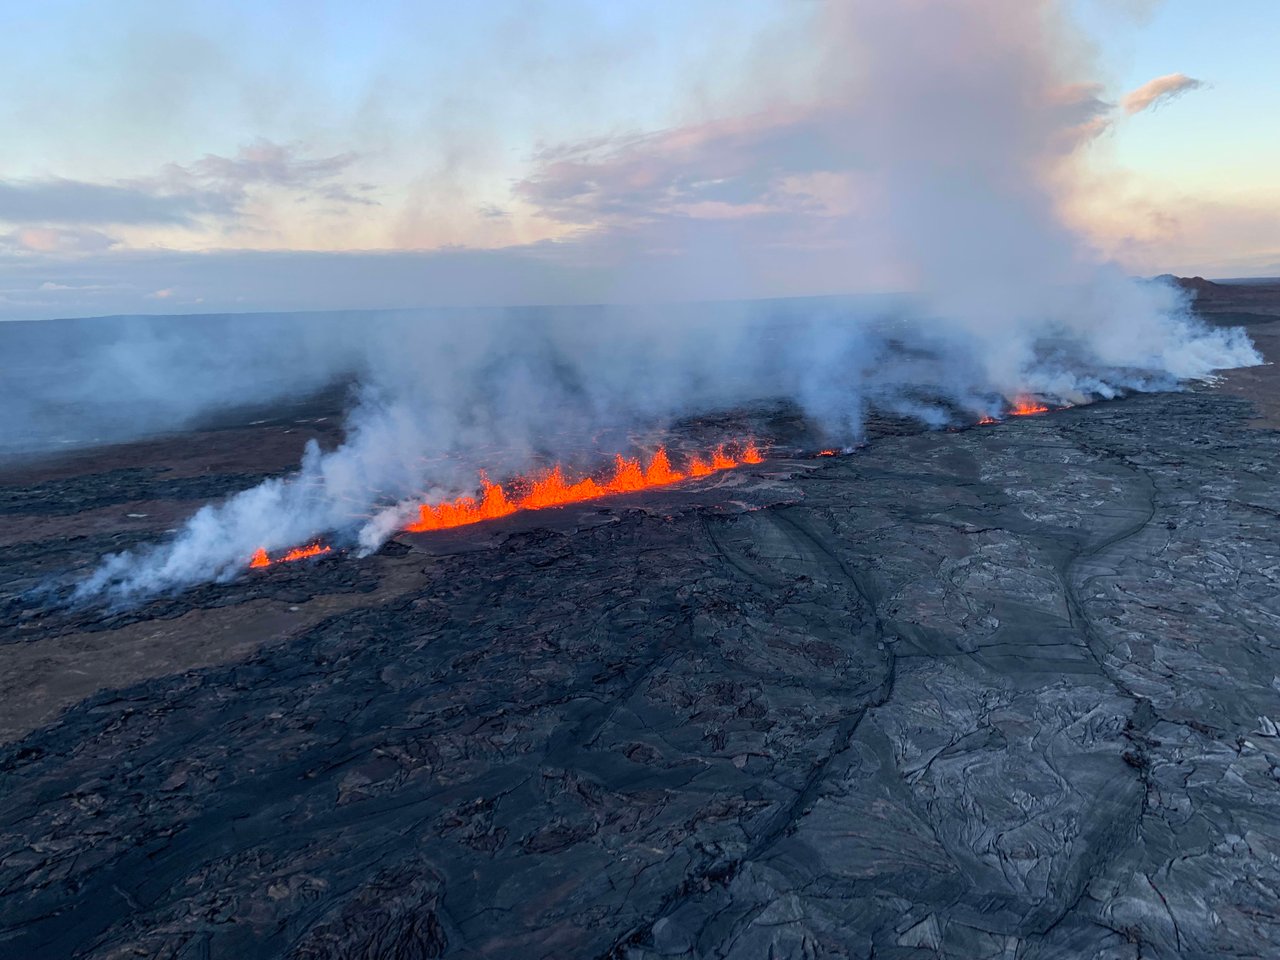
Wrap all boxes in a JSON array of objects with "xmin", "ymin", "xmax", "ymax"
[
  {"xmin": 246, "ymin": 440, "xmax": 764, "ymax": 569},
  {"xmin": 406, "ymin": 441, "xmax": 762, "ymax": 533}
]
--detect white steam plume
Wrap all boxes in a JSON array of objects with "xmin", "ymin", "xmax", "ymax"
[{"xmin": 74, "ymin": 0, "xmax": 1259, "ymax": 601}]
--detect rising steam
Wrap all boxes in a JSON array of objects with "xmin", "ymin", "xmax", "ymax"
[{"xmin": 72, "ymin": 0, "xmax": 1260, "ymax": 600}]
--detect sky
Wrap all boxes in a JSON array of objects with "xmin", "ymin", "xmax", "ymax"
[{"xmin": 0, "ymin": 0, "xmax": 1276, "ymax": 321}]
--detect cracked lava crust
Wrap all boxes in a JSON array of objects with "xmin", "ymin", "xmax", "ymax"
[{"xmin": 2, "ymin": 289, "xmax": 1280, "ymax": 959}]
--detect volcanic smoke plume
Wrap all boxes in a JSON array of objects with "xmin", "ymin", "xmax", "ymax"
[{"xmin": 73, "ymin": 0, "xmax": 1260, "ymax": 601}]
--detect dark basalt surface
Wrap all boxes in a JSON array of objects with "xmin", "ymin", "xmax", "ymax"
[
  {"xmin": 0, "ymin": 467, "xmax": 280, "ymax": 517},
  {"xmin": 2, "ymin": 296, "xmax": 1280, "ymax": 959}
]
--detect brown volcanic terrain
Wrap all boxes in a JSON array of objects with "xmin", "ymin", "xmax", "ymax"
[{"xmin": 2, "ymin": 285, "xmax": 1280, "ymax": 958}]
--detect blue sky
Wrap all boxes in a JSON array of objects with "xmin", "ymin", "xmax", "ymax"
[
  {"xmin": 1078, "ymin": 0, "xmax": 1280, "ymax": 189},
  {"xmin": 0, "ymin": 0, "xmax": 1276, "ymax": 320}
]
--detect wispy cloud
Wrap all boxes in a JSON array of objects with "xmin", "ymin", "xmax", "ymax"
[
  {"xmin": 172, "ymin": 140, "xmax": 375, "ymax": 207},
  {"xmin": 0, "ymin": 225, "xmax": 120, "ymax": 254},
  {"xmin": 0, "ymin": 140, "xmax": 373, "ymax": 236},
  {"xmin": 1121, "ymin": 73, "xmax": 1204, "ymax": 115},
  {"xmin": 0, "ymin": 178, "xmax": 225, "ymax": 226},
  {"xmin": 517, "ymin": 110, "xmax": 844, "ymax": 229}
]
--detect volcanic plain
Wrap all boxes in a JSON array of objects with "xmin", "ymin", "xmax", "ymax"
[{"xmin": 2, "ymin": 283, "xmax": 1280, "ymax": 959}]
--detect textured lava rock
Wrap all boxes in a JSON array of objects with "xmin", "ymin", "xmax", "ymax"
[{"xmin": 2, "ymin": 323, "xmax": 1280, "ymax": 957}]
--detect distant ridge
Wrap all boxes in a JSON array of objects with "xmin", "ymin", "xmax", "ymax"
[{"xmin": 1153, "ymin": 274, "xmax": 1222, "ymax": 296}]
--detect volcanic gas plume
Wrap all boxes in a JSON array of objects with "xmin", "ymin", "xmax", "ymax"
[
  {"xmin": 71, "ymin": 0, "xmax": 1262, "ymax": 602},
  {"xmin": 239, "ymin": 442, "xmax": 764, "ymax": 570}
]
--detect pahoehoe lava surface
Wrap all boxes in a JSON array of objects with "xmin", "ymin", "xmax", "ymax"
[{"xmin": 2, "ymin": 301, "xmax": 1280, "ymax": 958}]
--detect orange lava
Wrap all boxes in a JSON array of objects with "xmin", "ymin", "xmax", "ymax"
[
  {"xmin": 249, "ymin": 542, "xmax": 332, "ymax": 569},
  {"xmin": 977, "ymin": 416, "xmax": 998, "ymax": 425},
  {"xmin": 406, "ymin": 441, "xmax": 763, "ymax": 534},
  {"xmin": 1010, "ymin": 397, "xmax": 1049, "ymax": 416},
  {"xmin": 281, "ymin": 543, "xmax": 332, "ymax": 562},
  {"xmin": 816, "ymin": 449, "xmax": 838, "ymax": 457}
]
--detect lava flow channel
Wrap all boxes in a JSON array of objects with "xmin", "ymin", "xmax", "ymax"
[
  {"xmin": 249, "ymin": 542, "xmax": 332, "ymax": 568},
  {"xmin": 405, "ymin": 441, "xmax": 763, "ymax": 533},
  {"xmin": 976, "ymin": 397, "xmax": 1052, "ymax": 425}
]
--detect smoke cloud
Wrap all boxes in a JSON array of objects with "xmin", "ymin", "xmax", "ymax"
[{"xmin": 64, "ymin": 0, "xmax": 1259, "ymax": 601}]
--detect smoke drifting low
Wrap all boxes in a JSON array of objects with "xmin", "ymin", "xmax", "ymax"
[
  {"xmin": 0, "ymin": 311, "xmax": 375, "ymax": 456},
  {"xmin": 61, "ymin": 0, "xmax": 1261, "ymax": 600}
]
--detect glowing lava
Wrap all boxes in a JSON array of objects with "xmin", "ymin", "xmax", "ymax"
[
  {"xmin": 977, "ymin": 416, "xmax": 998, "ymax": 425},
  {"xmin": 250, "ymin": 441, "xmax": 764, "ymax": 570},
  {"xmin": 816, "ymin": 449, "xmax": 838, "ymax": 457},
  {"xmin": 249, "ymin": 543, "xmax": 332, "ymax": 569},
  {"xmin": 406, "ymin": 441, "xmax": 763, "ymax": 533},
  {"xmin": 1010, "ymin": 397, "xmax": 1050, "ymax": 416},
  {"xmin": 282, "ymin": 543, "xmax": 332, "ymax": 562}
]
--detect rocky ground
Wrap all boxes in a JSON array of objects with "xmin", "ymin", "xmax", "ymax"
[{"xmin": 2, "ymin": 285, "xmax": 1279, "ymax": 959}]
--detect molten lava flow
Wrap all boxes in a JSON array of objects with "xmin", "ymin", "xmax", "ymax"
[
  {"xmin": 282, "ymin": 543, "xmax": 332, "ymax": 562},
  {"xmin": 249, "ymin": 542, "xmax": 332, "ymax": 569},
  {"xmin": 406, "ymin": 441, "xmax": 763, "ymax": 534},
  {"xmin": 816, "ymin": 449, "xmax": 837, "ymax": 457},
  {"xmin": 1010, "ymin": 397, "xmax": 1049, "ymax": 416},
  {"xmin": 977, "ymin": 416, "xmax": 998, "ymax": 425}
]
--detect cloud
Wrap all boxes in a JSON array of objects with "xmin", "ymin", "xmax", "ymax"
[
  {"xmin": 514, "ymin": 59, "xmax": 1124, "ymax": 243},
  {"xmin": 1048, "ymin": 82, "xmax": 1115, "ymax": 142},
  {"xmin": 0, "ymin": 0, "xmax": 1172, "ymax": 323},
  {"xmin": 0, "ymin": 179, "xmax": 225, "ymax": 226},
  {"xmin": 516, "ymin": 110, "xmax": 843, "ymax": 229},
  {"xmin": 188, "ymin": 141, "xmax": 357, "ymax": 188},
  {"xmin": 1, "ymin": 10, "xmax": 1170, "ymax": 321},
  {"xmin": 1121, "ymin": 73, "xmax": 1204, "ymax": 115},
  {"xmin": 1069, "ymin": 178, "xmax": 1280, "ymax": 278},
  {"xmin": 0, "ymin": 13, "xmax": 1240, "ymax": 322},
  {"xmin": 0, "ymin": 141, "xmax": 372, "ymax": 234},
  {"xmin": 174, "ymin": 140, "xmax": 375, "ymax": 207},
  {"xmin": 0, "ymin": 225, "xmax": 120, "ymax": 254}
]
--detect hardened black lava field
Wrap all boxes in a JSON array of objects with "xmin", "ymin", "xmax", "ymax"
[{"xmin": 2, "ymin": 283, "xmax": 1280, "ymax": 958}]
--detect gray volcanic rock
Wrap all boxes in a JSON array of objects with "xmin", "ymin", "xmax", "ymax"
[{"xmin": 2, "ymin": 346, "xmax": 1280, "ymax": 956}]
